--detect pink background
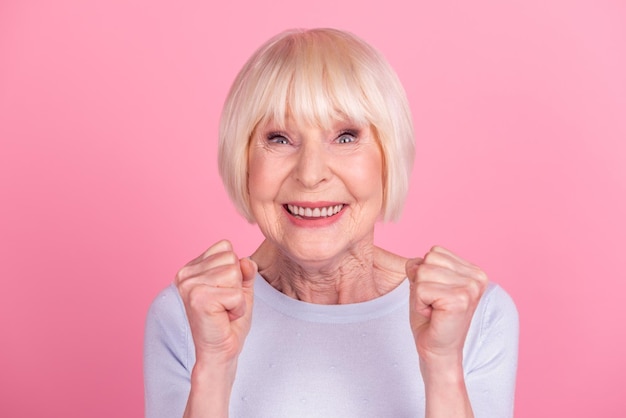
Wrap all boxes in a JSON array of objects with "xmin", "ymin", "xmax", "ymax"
[{"xmin": 1, "ymin": 0, "xmax": 625, "ymax": 416}]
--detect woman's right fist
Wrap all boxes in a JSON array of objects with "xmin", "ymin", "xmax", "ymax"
[{"xmin": 175, "ymin": 240, "xmax": 257, "ymax": 363}]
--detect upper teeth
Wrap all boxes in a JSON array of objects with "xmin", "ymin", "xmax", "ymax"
[{"xmin": 287, "ymin": 204, "xmax": 344, "ymax": 218}]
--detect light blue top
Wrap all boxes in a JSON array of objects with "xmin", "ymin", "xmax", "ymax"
[{"xmin": 144, "ymin": 274, "xmax": 518, "ymax": 417}]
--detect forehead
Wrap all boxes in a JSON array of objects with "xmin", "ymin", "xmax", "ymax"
[
  {"xmin": 254, "ymin": 84, "xmax": 373, "ymax": 136},
  {"xmin": 258, "ymin": 111, "xmax": 367, "ymax": 131},
  {"xmin": 248, "ymin": 47, "xmax": 376, "ymax": 134}
]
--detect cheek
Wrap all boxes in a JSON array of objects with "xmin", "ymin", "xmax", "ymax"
[
  {"xmin": 351, "ymin": 151, "xmax": 384, "ymax": 199},
  {"xmin": 248, "ymin": 150, "xmax": 288, "ymax": 203},
  {"xmin": 248, "ymin": 151, "xmax": 271, "ymax": 198}
]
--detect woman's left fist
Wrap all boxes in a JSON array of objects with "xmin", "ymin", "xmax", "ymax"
[{"xmin": 406, "ymin": 246, "xmax": 488, "ymax": 363}]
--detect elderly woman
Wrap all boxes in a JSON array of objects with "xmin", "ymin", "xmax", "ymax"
[{"xmin": 144, "ymin": 28, "xmax": 518, "ymax": 418}]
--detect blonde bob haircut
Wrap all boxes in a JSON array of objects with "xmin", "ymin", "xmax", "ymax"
[{"xmin": 218, "ymin": 28, "xmax": 415, "ymax": 222}]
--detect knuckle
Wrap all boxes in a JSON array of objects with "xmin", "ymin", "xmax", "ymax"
[
  {"xmin": 423, "ymin": 250, "xmax": 455, "ymax": 271},
  {"xmin": 203, "ymin": 239, "xmax": 232, "ymax": 257},
  {"xmin": 414, "ymin": 263, "xmax": 431, "ymax": 280},
  {"xmin": 187, "ymin": 285, "xmax": 209, "ymax": 311},
  {"xmin": 422, "ymin": 251, "xmax": 439, "ymax": 265},
  {"xmin": 430, "ymin": 245, "xmax": 444, "ymax": 253},
  {"xmin": 215, "ymin": 239, "xmax": 233, "ymax": 250},
  {"xmin": 467, "ymin": 280, "xmax": 482, "ymax": 300},
  {"xmin": 203, "ymin": 250, "xmax": 238, "ymax": 270},
  {"xmin": 222, "ymin": 263, "xmax": 242, "ymax": 282},
  {"xmin": 232, "ymin": 289, "xmax": 245, "ymax": 306},
  {"xmin": 186, "ymin": 284, "xmax": 202, "ymax": 300},
  {"xmin": 456, "ymin": 288, "xmax": 471, "ymax": 305},
  {"xmin": 474, "ymin": 268, "xmax": 489, "ymax": 283},
  {"xmin": 176, "ymin": 275, "xmax": 193, "ymax": 294},
  {"xmin": 448, "ymin": 289, "xmax": 472, "ymax": 312},
  {"xmin": 452, "ymin": 283, "xmax": 482, "ymax": 310},
  {"xmin": 176, "ymin": 265, "xmax": 191, "ymax": 282},
  {"xmin": 223, "ymin": 251, "xmax": 239, "ymax": 266}
]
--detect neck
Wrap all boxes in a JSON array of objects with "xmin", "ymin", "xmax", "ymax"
[{"xmin": 251, "ymin": 239, "xmax": 407, "ymax": 304}]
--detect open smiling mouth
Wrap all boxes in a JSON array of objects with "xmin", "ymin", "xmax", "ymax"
[{"xmin": 285, "ymin": 204, "xmax": 345, "ymax": 219}]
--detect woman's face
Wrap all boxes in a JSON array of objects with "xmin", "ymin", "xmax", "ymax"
[{"xmin": 247, "ymin": 116, "xmax": 384, "ymax": 265}]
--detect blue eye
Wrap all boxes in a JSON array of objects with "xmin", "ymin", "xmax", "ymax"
[
  {"xmin": 336, "ymin": 131, "xmax": 357, "ymax": 144},
  {"xmin": 267, "ymin": 133, "xmax": 290, "ymax": 145}
]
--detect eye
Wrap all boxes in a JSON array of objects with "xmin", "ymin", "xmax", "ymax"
[
  {"xmin": 266, "ymin": 132, "xmax": 290, "ymax": 145},
  {"xmin": 335, "ymin": 130, "xmax": 358, "ymax": 144}
]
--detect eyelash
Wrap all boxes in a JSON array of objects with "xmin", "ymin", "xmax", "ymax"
[
  {"xmin": 266, "ymin": 132, "xmax": 290, "ymax": 145},
  {"xmin": 336, "ymin": 130, "xmax": 358, "ymax": 144}
]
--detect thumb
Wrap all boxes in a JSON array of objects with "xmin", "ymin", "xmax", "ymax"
[
  {"xmin": 240, "ymin": 258, "xmax": 258, "ymax": 288},
  {"xmin": 405, "ymin": 257, "xmax": 423, "ymax": 282},
  {"xmin": 406, "ymin": 257, "xmax": 432, "ymax": 327}
]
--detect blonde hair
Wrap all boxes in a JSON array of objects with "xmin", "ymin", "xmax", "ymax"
[{"xmin": 218, "ymin": 28, "xmax": 415, "ymax": 222}]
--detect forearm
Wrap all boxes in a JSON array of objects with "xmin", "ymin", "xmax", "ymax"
[
  {"xmin": 183, "ymin": 360, "xmax": 237, "ymax": 418},
  {"xmin": 420, "ymin": 356, "xmax": 473, "ymax": 418}
]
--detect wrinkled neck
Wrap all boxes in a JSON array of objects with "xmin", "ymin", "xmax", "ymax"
[{"xmin": 251, "ymin": 239, "xmax": 407, "ymax": 304}]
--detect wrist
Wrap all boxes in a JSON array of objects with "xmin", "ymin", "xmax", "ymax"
[
  {"xmin": 418, "ymin": 352, "xmax": 464, "ymax": 384},
  {"xmin": 191, "ymin": 357, "xmax": 238, "ymax": 387},
  {"xmin": 418, "ymin": 354, "xmax": 473, "ymax": 418},
  {"xmin": 184, "ymin": 359, "xmax": 238, "ymax": 418}
]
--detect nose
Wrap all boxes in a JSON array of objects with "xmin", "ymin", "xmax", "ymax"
[{"xmin": 294, "ymin": 141, "xmax": 331, "ymax": 188}]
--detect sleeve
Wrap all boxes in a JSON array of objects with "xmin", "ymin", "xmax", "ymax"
[
  {"xmin": 464, "ymin": 283, "xmax": 519, "ymax": 418},
  {"xmin": 143, "ymin": 284, "xmax": 193, "ymax": 418}
]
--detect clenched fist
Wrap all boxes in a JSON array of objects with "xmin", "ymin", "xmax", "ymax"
[
  {"xmin": 406, "ymin": 246, "xmax": 488, "ymax": 364},
  {"xmin": 175, "ymin": 240, "xmax": 257, "ymax": 364}
]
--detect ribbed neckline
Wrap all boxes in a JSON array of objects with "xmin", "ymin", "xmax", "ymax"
[{"xmin": 253, "ymin": 273, "xmax": 409, "ymax": 324}]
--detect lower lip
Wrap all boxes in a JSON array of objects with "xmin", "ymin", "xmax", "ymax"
[{"xmin": 283, "ymin": 205, "xmax": 346, "ymax": 228}]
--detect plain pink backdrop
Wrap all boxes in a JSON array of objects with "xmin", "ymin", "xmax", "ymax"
[{"xmin": 1, "ymin": 0, "xmax": 625, "ymax": 416}]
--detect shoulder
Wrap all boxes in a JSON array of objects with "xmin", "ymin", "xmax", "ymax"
[
  {"xmin": 146, "ymin": 283, "xmax": 187, "ymax": 326},
  {"xmin": 144, "ymin": 283, "xmax": 192, "ymax": 367},
  {"xmin": 144, "ymin": 284, "xmax": 194, "ymax": 417},
  {"xmin": 474, "ymin": 282, "xmax": 519, "ymax": 346},
  {"xmin": 464, "ymin": 283, "xmax": 519, "ymax": 417},
  {"xmin": 480, "ymin": 283, "xmax": 518, "ymax": 323}
]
